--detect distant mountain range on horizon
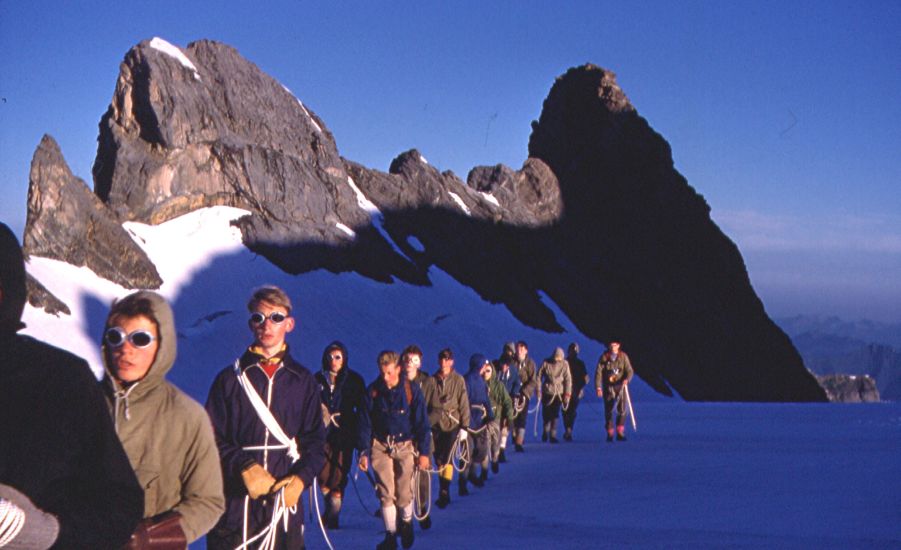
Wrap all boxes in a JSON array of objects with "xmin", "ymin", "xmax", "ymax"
[{"xmin": 777, "ymin": 315, "xmax": 901, "ymax": 401}]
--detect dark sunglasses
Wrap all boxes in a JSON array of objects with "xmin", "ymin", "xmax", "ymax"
[
  {"xmin": 105, "ymin": 327, "xmax": 156, "ymax": 349},
  {"xmin": 250, "ymin": 311, "xmax": 288, "ymax": 325}
]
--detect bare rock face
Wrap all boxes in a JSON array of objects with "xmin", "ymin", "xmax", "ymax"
[
  {"xmin": 526, "ymin": 65, "xmax": 826, "ymax": 401},
  {"xmin": 467, "ymin": 158, "xmax": 563, "ymax": 225},
  {"xmin": 817, "ymin": 374, "xmax": 880, "ymax": 402},
  {"xmin": 25, "ymin": 273, "xmax": 70, "ymax": 316},
  {"xmin": 92, "ymin": 38, "xmax": 367, "ymax": 246},
  {"xmin": 23, "ymin": 135, "xmax": 162, "ymax": 290}
]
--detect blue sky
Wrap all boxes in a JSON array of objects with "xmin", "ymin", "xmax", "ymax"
[{"xmin": 1, "ymin": 1, "xmax": 899, "ymax": 321}]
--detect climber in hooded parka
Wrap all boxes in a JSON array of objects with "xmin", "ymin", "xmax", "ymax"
[
  {"xmin": 537, "ymin": 347, "xmax": 572, "ymax": 443},
  {"xmin": 101, "ymin": 290, "xmax": 225, "ymax": 544}
]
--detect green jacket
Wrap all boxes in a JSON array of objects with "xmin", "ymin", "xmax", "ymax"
[
  {"xmin": 102, "ymin": 292, "xmax": 224, "ymax": 543},
  {"xmin": 423, "ymin": 369, "xmax": 470, "ymax": 432},
  {"xmin": 594, "ymin": 351, "xmax": 634, "ymax": 401},
  {"xmin": 486, "ymin": 376, "xmax": 514, "ymax": 426}
]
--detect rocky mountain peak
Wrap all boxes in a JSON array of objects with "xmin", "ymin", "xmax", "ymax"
[
  {"xmin": 93, "ymin": 37, "xmax": 345, "ymax": 225},
  {"xmin": 24, "ymin": 134, "xmax": 162, "ymax": 290}
]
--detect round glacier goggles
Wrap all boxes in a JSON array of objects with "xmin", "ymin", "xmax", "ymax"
[
  {"xmin": 105, "ymin": 327, "xmax": 156, "ymax": 349},
  {"xmin": 249, "ymin": 311, "xmax": 288, "ymax": 326}
]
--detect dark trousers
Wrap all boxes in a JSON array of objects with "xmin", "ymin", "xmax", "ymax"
[
  {"xmin": 541, "ymin": 396, "xmax": 562, "ymax": 436},
  {"xmin": 512, "ymin": 395, "xmax": 530, "ymax": 443},
  {"xmin": 604, "ymin": 392, "xmax": 627, "ymax": 431},
  {"xmin": 318, "ymin": 441, "xmax": 353, "ymax": 495},
  {"xmin": 432, "ymin": 427, "xmax": 458, "ymax": 468},
  {"xmin": 562, "ymin": 392, "xmax": 582, "ymax": 430}
]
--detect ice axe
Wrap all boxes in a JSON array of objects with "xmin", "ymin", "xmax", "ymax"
[{"xmin": 624, "ymin": 384, "xmax": 637, "ymax": 431}]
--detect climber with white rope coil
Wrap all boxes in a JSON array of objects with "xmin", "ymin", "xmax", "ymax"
[
  {"xmin": 493, "ymin": 342, "xmax": 521, "ymax": 464},
  {"xmin": 512, "ymin": 341, "xmax": 539, "ymax": 453},
  {"xmin": 460, "ymin": 355, "xmax": 495, "ymax": 493},
  {"xmin": 423, "ymin": 348, "xmax": 469, "ymax": 511},
  {"xmin": 357, "ymin": 351, "xmax": 431, "ymax": 550},
  {"xmin": 482, "ymin": 363, "xmax": 514, "ymax": 475},
  {"xmin": 537, "ymin": 347, "xmax": 572, "ymax": 444},
  {"xmin": 400, "ymin": 345, "xmax": 434, "ymax": 531},
  {"xmin": 315, "ymin": 341, "xmax": 366, "ymax": 530},
  {"xmin": 205, "ymin": 286, "xmax": 326, "ymax": 550}
]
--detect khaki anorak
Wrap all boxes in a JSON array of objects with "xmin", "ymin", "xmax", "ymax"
[
  {"xmin": 594, "ymin": 351, "xmax": 634, "ymax": 400},
  {"xmin": 538, "ymin": 352, "xmax": 573, "ymax": 403},
  {"xmin": 423, "ymin": 369, "xmax": 470, "ymax": 432},
  {"xmin": 102, "ymin": 291, "xmax": 224, "ymax": 543}
]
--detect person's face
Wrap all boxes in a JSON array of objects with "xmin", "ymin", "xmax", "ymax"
[
  {"xmin": 481, "ymin": 363, "xmax": 493, "ymax": 381},
  {"xmin": 107, "ymin": 314, "xmax": 159, "ymax": 384},
  {"xmin": 249, "ymin": 301, "xmax": 294, "ymax": 354},
  {"xmin": 403, "ymin": 354, "xmax": 422, "ymax": 381},
  {"xmin": 327, "ymin": 349, "xmax": 344, "ymax": 374},
  {"xmin": 380, "ymin": 360, "xmax": 401, "ymax": 388},
  {"xmin": 610, "ymin": 342, "xmax": 620, "ymax": 354},
  {"xmin": 516, "ymin": 345, "xmax": 527, "ymax": 361},
  {"xmin": 439, "ymin": 357, "xmax": 454, "ymax": 375}
]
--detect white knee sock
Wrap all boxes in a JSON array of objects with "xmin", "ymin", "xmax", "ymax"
[
  {"xmin": 401, "ymin": 501, "xmax": 413, "ymax": 522},
  {"xmin": 381, "ymin": 505, "xmax": 396, "ymax": 533}
]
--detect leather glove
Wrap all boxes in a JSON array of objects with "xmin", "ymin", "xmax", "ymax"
[
  {"xmin": 241, "ymin": 463, "xmax": 276, "ymax": 499},
  {"xmin": 417, "ymin": 454, "xmax": 430, "ymax": 471},
  {"xmin": 123, "ymin": 511, "xmax": 186, "ymax": 550},
  {"xmin": 271, "ymin": 475, "xmax": 304, "ymax": 508}
]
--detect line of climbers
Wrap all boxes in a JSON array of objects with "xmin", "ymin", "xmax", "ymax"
[{"xmin": 0, "ymin": 223, "xmax": 636, "ymax": 550}]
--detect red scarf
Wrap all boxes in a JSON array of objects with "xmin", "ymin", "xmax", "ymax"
[{"xmin": 249, "ymin": 344, "xmax": 287, "ymax": 379}]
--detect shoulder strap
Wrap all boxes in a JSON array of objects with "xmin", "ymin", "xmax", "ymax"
[{"xmin": 232, "ymin": 359, "xmax": 300, "ymax": 463}]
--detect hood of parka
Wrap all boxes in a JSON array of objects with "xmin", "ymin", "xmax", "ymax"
[
  {"xmin": 321, "ymin": 340, "xmax": 349, "ymax": 374},
  {"xmin": 468, "ymin": 353, "xmax": 489, "ymax": 375},
  {"xmin": 102, "ymin": 290, "xmax": 177, "ymax": 400}
]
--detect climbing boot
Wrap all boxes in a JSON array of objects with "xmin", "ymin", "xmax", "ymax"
[
  {"xmin": 436, "ymin": 489, "xmax": 450, "ymax": 509},
  {"xmin": 376, "ymin": 531, "xmax": 397, "ymax": 550},
  {"xmin": 398, "ymin": 519, "xmax": 414, "ymax": 549},
  {"xmin": 458, "ymin": 477, "xmax": 469, "ymax": 496}
]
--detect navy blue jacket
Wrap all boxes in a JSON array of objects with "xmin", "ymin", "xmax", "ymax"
[
  {"xmin": 496, "ymin": 359, "xmax": 522, "ymax": 397},
  {"xmin": 315, "ymin": 342, "xmax": 366, "ymax": 449},
  {"xmin": 205, "ymin": 348, "xmax": 326, "ymax": 533},
  {"xmin": 464, "ymin": 355, "xmax": 495, "ymax": 429},
  {"xmin": 357, "ymin": 377, "xmax": 431, "ymax": 456}
]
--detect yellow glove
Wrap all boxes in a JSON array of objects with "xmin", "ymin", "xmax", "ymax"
[
  {"xmin": 241, "ymin": 463, "xmax": 276, "ymax": 499},
  {"xmin": 271, "ymin": 475, "xmax": 304, "ymax": 508}
]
